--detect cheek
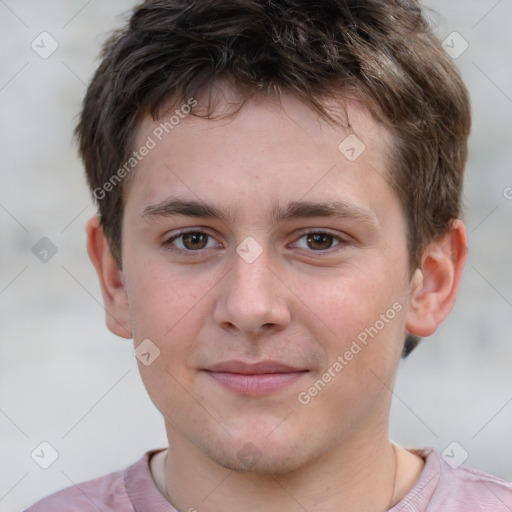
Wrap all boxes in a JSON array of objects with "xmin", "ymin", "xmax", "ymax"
[
  {"xmin": 124, "ymin": 258, "xmax": 217, "ymax": 381},
  {"xmin": 126, "ymin": 257, "xmax": 203, "ymax": 331},
  {"xmin": 299, "ymin": 261, "xmax": 408, "ymax": 395},
  {"xmin": 296, "ymin": 283, "xmax": 405, "ymax": 435},
  {"xmin": 128, "ymin": 267, "xmax": 211, "ymax": 415},
  {"xmin": 306, "ymin": 263, "xmax": 404, "ymax": 333}
]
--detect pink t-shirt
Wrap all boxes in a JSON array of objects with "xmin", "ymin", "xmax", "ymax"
[{"xmin": 25, "ymin": 446, "xmax": 512, "ymax": 511}]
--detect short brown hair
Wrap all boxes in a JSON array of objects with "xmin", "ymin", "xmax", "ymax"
[{"xmin": 76, "ymin": 0, "xmax": 471, "ymax": 357}]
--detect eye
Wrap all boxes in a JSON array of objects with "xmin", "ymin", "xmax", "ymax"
[
  {"xmin": 293, "ymin": 231, "xmax": 346, "ymax": 252},
  {"xmin": 164, "ymin": 230, "xmax": 220, "ymax": 252}
]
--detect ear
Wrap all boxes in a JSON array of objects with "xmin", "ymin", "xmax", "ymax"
[
  {"xmin": 86, "ymin": 216, "xmax": 132, "ymax": 339},
  {"xmin": 406, "ymin": 219, "xmax": 467, "ymax": 337}
]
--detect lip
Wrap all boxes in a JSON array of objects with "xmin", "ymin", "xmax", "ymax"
[
  {"xmin": 203, "ymin": 360, "xmax": 309, "ymax": 395},
  {"xmin": 206, "ymin": 360, "xmax": 305, "ymax": 374}
]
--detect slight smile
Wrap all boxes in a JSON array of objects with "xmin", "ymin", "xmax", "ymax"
[{"xmin": 203, "ymin": 361, "xmax": 310, "ymax": 396}]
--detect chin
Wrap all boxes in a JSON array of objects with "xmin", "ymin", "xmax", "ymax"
[
  {"xmin": 213, "ymin": 446, "xmax": 311, "ymax": 475},
  {"xmin": 197, "ymin": 428, "xmax": 321, "ymax": 475}
]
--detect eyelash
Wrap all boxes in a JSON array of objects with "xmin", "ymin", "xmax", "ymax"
[{"xmin": 162, "ymin": 228, "xmax": 349, "ymax": 256}]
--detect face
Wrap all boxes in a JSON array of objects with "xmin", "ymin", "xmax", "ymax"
[{"xmin": 119, "ymin": 90, "xmax": 414, "ymax": 473}]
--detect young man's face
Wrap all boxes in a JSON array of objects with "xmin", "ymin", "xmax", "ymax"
[{"xmin": 105, "ymin": 90, "xmax": 421, "ymax": 472}]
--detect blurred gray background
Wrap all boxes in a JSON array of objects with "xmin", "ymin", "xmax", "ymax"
[{"xmin": 1, "ymin": 1, "xmax": 511, "ymax": 510}]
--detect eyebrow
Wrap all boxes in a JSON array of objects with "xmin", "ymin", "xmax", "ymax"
[{"xmin": 141, "ymin": 197, "xmax": 378, "ymax": 227}]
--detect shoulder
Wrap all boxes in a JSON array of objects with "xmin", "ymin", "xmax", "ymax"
[
  {"xmin": 403, "ymin": 446, "xmax": 512, "ymax": 511},
  {"xmin": 24, "ymin": 470, "xmax": 126, "ymax": 512},
  {"xmin": 24, "ymin": 452, "xmax": 154, "ymax": 512},
  {"xmin": 438, "ymin": 455, "xmax": 512, "ymax": 510}
]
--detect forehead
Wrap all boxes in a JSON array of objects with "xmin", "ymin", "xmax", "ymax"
[{"xmin": 125, "ymin": 90, "xmax": 397, "ymax": 224}]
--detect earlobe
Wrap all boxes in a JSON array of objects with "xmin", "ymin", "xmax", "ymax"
[
  {"xmin": 406, "ymin": 219, "xmax": 467, "ymax": 338},
  {"xmin": 86, "ymin": 216, "xmax": 132, "ymax": 339}
]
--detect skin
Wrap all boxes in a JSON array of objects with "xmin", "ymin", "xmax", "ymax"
[{"xmin": 87, "ymin": 86, "xmax": 467, "ymax": 512}]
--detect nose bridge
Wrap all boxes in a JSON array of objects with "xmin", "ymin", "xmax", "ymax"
[
  {"xmin": 233, "ymin": 251, "xmax": 272, "ymax": 299},
  {"xmin": 214, "ymin": 247, "xmax": 290, "ymax": 334}
]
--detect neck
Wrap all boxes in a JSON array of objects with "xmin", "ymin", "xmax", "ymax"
[{"xmin": 159, "ymin": 428, "xmax": 407, "ymax": 512}]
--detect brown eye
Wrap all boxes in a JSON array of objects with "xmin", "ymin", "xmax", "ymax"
[
  {"xmin": 180, "ymin": 232, "xmax": 209, "ymax": 250},
  {"xmin": 306, "ymin": 233, "xmax": 335, "ymax": 250},
  {"xmin": 165, "ymin": 231, "xmax": 218, "ymax": 252},
  {"xmin": 292, "ymin": 231, "xmax": 348, "ymax": 255}
]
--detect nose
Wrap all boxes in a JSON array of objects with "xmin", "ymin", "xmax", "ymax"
[{"xmin": 213, "ymin": 250, "xmax": 291, "ymax": 337}]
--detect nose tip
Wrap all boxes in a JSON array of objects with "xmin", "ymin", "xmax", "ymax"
[{"xmin": 213, "ymin": 255, "xmax": 291, "ymax": 336}]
